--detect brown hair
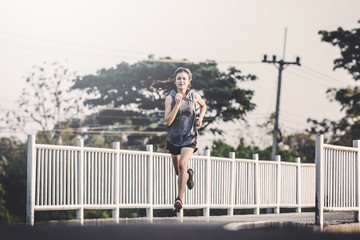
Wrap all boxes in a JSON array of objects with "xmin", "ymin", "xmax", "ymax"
[
  {"xmin": 173, "ymin": 67, "xmax": 192, "ymax": 81},
  {"xmin": 151, "ymin": 67, "xmax": 192, "ymax": 95}
]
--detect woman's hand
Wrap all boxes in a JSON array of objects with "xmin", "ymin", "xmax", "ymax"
[
  {"xmin": 175, "ymin": 93, "xmax": 183, "ymax": 106},
  {"xmin": 195, "ymin": 117, "xmax": 203, "ymax": 127}
]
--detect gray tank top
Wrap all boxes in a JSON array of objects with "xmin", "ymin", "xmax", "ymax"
[{"xmin": 167, "ymin": 89, "xmax": 197, "ymax": 146}]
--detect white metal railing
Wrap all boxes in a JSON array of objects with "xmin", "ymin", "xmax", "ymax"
[
  {"xmin": 26, "ymin": 135, "xmax": 315, "ymax": 225},
  {"xmin": 315, "ymin": 135, "xmax": 360, "ymax": 227}
]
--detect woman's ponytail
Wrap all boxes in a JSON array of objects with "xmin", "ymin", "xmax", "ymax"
[{"xmin": 151, "ymin": 78, "xmax": 175, "ymax": 95}]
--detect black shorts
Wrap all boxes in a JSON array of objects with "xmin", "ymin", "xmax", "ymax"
[{"xmin": 166, "ymin": 141, "xmax": 198, "ymax": 155}]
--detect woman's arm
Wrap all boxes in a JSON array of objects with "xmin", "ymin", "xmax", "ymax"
[
  {"xmin": 194, "ymin": 93, "xmax": 206, "ymax": 127},
  {"xmin": 164, "ymin": 94, "xmax": 183, "ymax": 126}
]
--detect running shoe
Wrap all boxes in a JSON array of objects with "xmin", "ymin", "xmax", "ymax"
[
  {"xmin": 187, "ymin": 168, "xmax": 194, "ymax": 190},
  {"xmin": 173, "ymin": 197, "xmax": 183, "ymax": 212}
]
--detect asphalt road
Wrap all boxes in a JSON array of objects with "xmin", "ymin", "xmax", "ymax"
[
  {"xmin": 1, "ymin": 212, "xmax": 360, "ymax": 240},
  {"xmin": 2, "ymin": 222, "xmax": 360, "ymax": 240}
]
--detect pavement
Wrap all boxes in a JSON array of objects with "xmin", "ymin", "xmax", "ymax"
[{"xmin": 1, "ymin": 212, "xmax": 360, "ymax": 240}]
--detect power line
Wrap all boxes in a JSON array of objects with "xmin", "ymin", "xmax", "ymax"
[
  {"xmin": 211, "ymin": 60, "xmax": 260, "ymax": 64},
  {"xmin": 280, "ymin": 115, "xmax": 309, "ymax": 126},
  {"xmin": 0, "ymin": 38, "xmax": 261, "ymax": 65},
  {"xmin": 246, "ymin": 114, "xmax": 310, "ymax": 130},
  {"xmin": 0, "ymin": 128, "xmax": 166, "ymax": 135},
  {"xmin": 281, "ymin": 110, "xmax": 311, "ymax": 121},
  {"xmin": 0, "ymin": 31, "xmax": 261, "ymax": 65},
  {"xmin": 0, "ymin": 112, "xmax": 164, "ymax": 121},
  {"xmin": 302, "ymin": 65, "xmax": 351, "ymax": 85},
  {"xmin": 0, "ymin": 40, "xmax": 143, "ymax": 60},
  {"xmin": 289, "ymin": 66, "xmax": 345, "ymax": 87},
  {"xmin": 0, "ymin": 31, "xmax": 147, "ymax": 55},
  {"xmin": 286, "ymin": 69, "xmax": 329, "ymax": 88},
  {"xmin": 101, "ymin": 107, "xmax": 165, "ymax": 113},
  {"xmin": 280, "ymin": 122, "xmax": 308, "ymax": 131}
]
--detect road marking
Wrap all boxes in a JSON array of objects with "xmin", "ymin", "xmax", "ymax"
[{"xmin": 223, "ymin": 221, "xmax": 272, "ymax": 231}]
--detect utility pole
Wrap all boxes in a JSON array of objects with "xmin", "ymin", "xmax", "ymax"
[{"xmin": 262, "ymin": 28, "xmax": 301, "ymax": 160}]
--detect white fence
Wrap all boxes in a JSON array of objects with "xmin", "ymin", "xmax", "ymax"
[
  {"xmin": 26, "ymin": 135, "xmax": 315, "ymax": 225},
  {"xmin": 315, "ymin": 135, "xmax": 360, "ymax": 227}
]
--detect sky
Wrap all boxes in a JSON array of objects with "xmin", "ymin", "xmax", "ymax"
[{"xmin": 0, "ymin": 0, "xmax": 359, "ymax": 151}]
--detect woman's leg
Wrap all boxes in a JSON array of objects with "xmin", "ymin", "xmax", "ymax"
[
  {"xmin": 177, "ymin": 147, "xmax": 194, "ymax": 200},
  {"xmin": 171, "ymin": 154, "xmax": 180, "ymax": 175}
]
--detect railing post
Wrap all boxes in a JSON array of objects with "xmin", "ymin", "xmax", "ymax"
[
  {"xmin": 112, "ymin": 142, "xmax": 120, "ymax": 223},
  {"xmin": 253, "ymin": 154, "xmax": 260, "ymax": 215},
  {"xmin": 353, "ymin": 140, "xmax": 360, "ymax": 222},
  {"xmin": 203, "ymin": 149, "xmax": 211, "ymax": 217},
  {"xmin": 26, "ymin": 135, "xmax": 36, "ymax": 226},
  {"xmin": 146, "ymin": 145, "xmax": 153, "ymax": 221},
  {"xmin": 295, "ymin": 157, "xmax": 302, "ymax": 213},
  {"xmin": 77, "ymin": 139, "xmax": 84, "ymax": 225},
  {"xmin": 315, "ymin": 134, "xmax": 324, "ymax": 227},
  {"xmin": 228, "ymin": 152, "xmax": 235, "ymax": 216},
  {"xmin": 275, "ymin": 155, "xmax": 281, "ymax": 214}
]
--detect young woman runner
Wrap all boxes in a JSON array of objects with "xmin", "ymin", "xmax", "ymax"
[{"xmin": 152, "ymin": 67, "xmax": 206, "ymax": 212}]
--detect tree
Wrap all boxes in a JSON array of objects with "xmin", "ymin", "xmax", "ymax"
[
  {"xmin": 71, "ymin": 58, "xmax": 257, "ymax": 148},
  {"xmin": 210, "ymin": 138, "xmax": 300, "ymax": 162},
  {"xmin": 0, "ymin": 157, "xmax": 11, "ymax": 224},
  {"xmin": 319, "ymin": 22, "xmax": 360, "ymax": 81},
  {"xmin": 309, "ymin": 20, "xmax": 360, "ymax": 146},
  {"xmin": 282, "ymin": 133, "xmax": 315, "ymax": 163},
  {"xmin": 0, "ymin": 137, "xmax": 27, "ymax": 223},
  {"xmin": 1, "ymin": 62, "xmax": 85, "ymax": 143},
  {"xmin": 210, "ymin": 112, "xmax": 315, "ymax": 163}
]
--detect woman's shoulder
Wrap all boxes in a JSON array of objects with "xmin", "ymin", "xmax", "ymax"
[
  {"xmin": 165, "ymin": 94, "xmax": 172, "ymax": 101},
  {"xmin": 169, "ymin": 89, "xmax": 177, "ymax": 97}
]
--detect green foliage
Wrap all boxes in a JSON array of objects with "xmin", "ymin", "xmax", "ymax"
[
  {"xmin": 309, "ymin": 21, "xmax": 360, "ymax": 146},
  {"xmin": 234, "ymin": 209, "xmax": 254, "ymax": 215},
  {"xmin": 119, "ymin": 209, "xmax": 146, "ymax": 218},
  {"xmin": 210, "ymin": 139, "xmax": 236, "ymax": 157},
  {"xmin": 210, "ymin": 209, "xmax": 227, "ymax": 216},
  {"xmin": 308, "ymin": 116, "xmax": 360, "ymax": 147},
  {"xmin": 211, "ymin": 137, "xmax": 310, "ymax": 163},
  {"xmin": 84, "ymin": 210, "xmax": 111, "ymax": 219},
  {"xmin": 35, "ymin": 211, "xmax": 76, "ymax": 222},
  {"xmin": 146, "ymin": 135, "xmax": 167, "ymax": 153},
  {"xmin": 0, "ymin": 169, "xmax": 11, "ymax": 224},
  {"xmin": 319, "ymin": 21, "xmax": 360, "ymax": 81},
  {"xmin": 0, "ymin": 138, "xmax": 27, "ymax": 223},
  {"xmin": 282, "ymin": 133, "xmax": 315, "ymax": 163},
  {"xmin": 329, "ymin": 87, "xmax": 360, "ymax": 116}
]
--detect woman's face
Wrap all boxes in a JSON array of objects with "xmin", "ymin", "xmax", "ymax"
[{"xmin": 174, "ymin": 72, "xmax": 191, "ymax": 91}]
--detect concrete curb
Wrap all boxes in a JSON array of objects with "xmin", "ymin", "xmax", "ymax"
[
  {"xmin": 223, "ymin": 220, "xmax": 360, "ymax": 233},
  {"xmin": 324, "ymin": 223, "xmax": 360, "ymax": 233},
  {"xmin": 223, "ymin": 221, "xmax": 321, "ymax": 231}
]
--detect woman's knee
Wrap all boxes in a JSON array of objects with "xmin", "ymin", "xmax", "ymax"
[{"xmin": 178, "ymin": 162, "xmax": 187, "ymax": 173}]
